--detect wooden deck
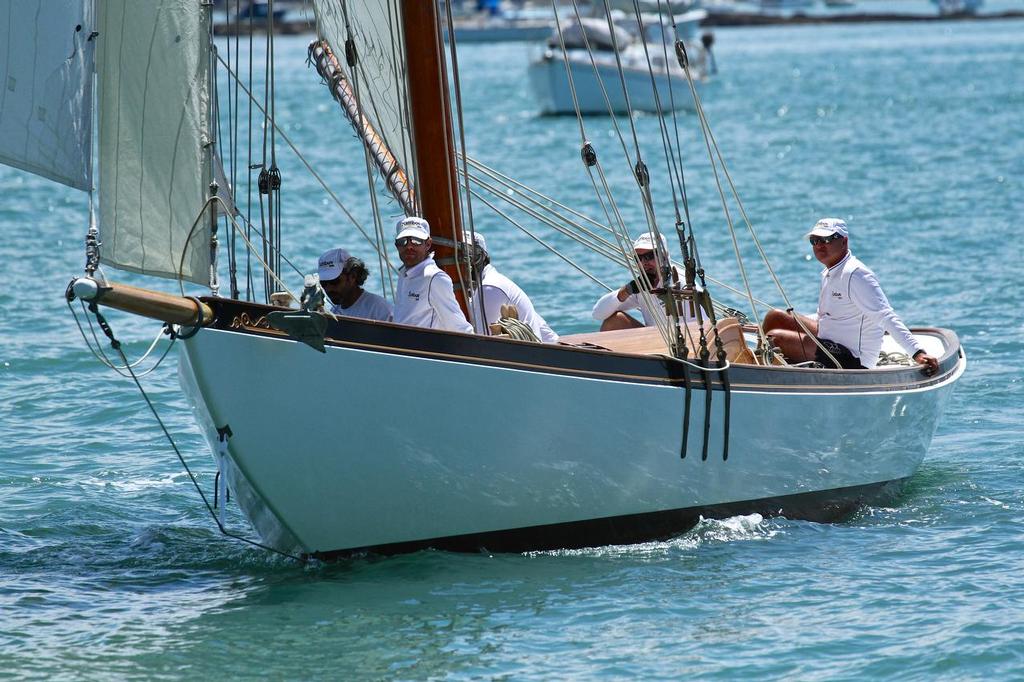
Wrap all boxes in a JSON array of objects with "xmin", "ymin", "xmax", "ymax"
[{"xmin": 561, "ymin": 318, "xmax": 758, "ymax": 364}]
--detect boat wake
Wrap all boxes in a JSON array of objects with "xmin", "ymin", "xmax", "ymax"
[{"xmin": 529, "ymin": 513, "xmax": 779, "ymax": 559}]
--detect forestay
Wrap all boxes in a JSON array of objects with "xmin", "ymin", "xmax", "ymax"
[
  {"xmin": 0, "ymin": 0, "xmax": 94, "ymax": 191},
  {"xmin": 95, "ymin": 0, "xmax": 213, "ymax": 285},
  {"xmin": 312, "ymin": 0, "xmax": 417, "ymax": 205}
]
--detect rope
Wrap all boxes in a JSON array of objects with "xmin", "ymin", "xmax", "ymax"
[
  {"xmin": 66, "ymin": 296, "xmax": 176, "ymax": 379},
  {"xmin": 492, "ymin": 317, "xmax": 540, "ymax": 342},
  {"xmin": 81, "ymin": 301, "xmax": 304, "ymax": 562},
  {"xmin": 877, "ymin": 351, "xmax": 913, "ymax": 367}
]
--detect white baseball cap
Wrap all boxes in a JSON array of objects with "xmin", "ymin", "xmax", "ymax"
[
  {"xmin": 317, "ymin": 247, "xmax": 351, "ymax": 282},
  {"xmin": 395, "ymin": 216, "xmax": 431, "ymax": 241},
  {"xmin": 806, "ymin": 218, "xmax": 849, "ymax": 239},
  {"xmin": 632, "ymin": 232, "xmax": 669, "ymax": 253},
  {"xmin": 470, "ymin": 231, "xmax": 488, "ymax": 255}
]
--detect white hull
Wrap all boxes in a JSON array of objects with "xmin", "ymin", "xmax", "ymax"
[
  {"xmin": 528, "ymin": 51, "xmax": 702, "ymax": 115},
  {"xmin": 444, "ymin": 23, "xmax": 552, "ymax": 43},
  {"xmin": 178, "ymin": 313, "xmax": 963, "ymax": 557}
]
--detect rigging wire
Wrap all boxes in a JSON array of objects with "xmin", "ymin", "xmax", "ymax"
[
  {"xmin": 426, "ymin": 0, "xmax": 468, "ymax": 311},
  {"xmin": 466, "ymin": 177, "xmax": 622, "ymax": 264},
  {"xmin": 467, "ymin": 188, "xmax": 612, "ymax": 290},
  {"xmin": 442, "ymin": 0, "xmax": 487, "ymax": 331},
  {"xmin": 339, "ymin": 0, "xmax": 392, "ymax": 300},
  {"xmin": 552, "ymin": 1, "xmax": 674, "ymax": 347},
  {"xmin": 77, "ymin": 301, "xmax": 304, "ymax": 562},
  {"xmin": 216, "ymin": 53, "xmax": 397, "ymax": 279},
  {"xmin": 680, "ymin": 50, "xmax": 775, "ymax": 357},
  {"xmin": 462, "ymin": 157, "xmax": 616, "ymax": 237},
  {"xmin": 464, "ymin": 171, "xmax": 623, "ymax": 259},
  {"xmin": 629, "ymin": 0, "xmax": 685, "ymax": 225},
  {"xmin": 244, "ymin": 1, "xmax": 255, "ymax": 301},
  {"xmin": 224, "ymin": 0, "xmax": 240, "ymax": 300},
  {"xmin": 387, "ymin": 0, "xmax": 420, "ymax": 219},
  {"xmin": 67, "ymin": 297, "xmax": 176, "ymax": 378},
  {"xmin": 462, "ymin": 159, "xmax": 764, "ymax": 315}
]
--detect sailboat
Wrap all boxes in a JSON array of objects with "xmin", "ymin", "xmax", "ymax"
[{"xmin": 6, "ymin": 0, "xmax": 964, "ymax": 559}]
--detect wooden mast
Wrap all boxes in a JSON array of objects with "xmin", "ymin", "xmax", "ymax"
[{"xmin": 399, "ymin": 0, "xmax": 468, "ymax": 314}]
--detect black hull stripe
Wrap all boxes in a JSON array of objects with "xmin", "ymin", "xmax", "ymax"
[{"xmin": 310, "ymin": 478, "xmax": 910, "ymax": 559}]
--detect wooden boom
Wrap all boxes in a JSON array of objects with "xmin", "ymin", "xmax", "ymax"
[{"xmin": 70, "ymin": 277, "xmax": 214, "ymax": 327}]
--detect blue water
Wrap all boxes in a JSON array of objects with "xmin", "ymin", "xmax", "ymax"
[{"xmin": 2, "ymin": 15, "xmax": 1023, "ymax": 679}]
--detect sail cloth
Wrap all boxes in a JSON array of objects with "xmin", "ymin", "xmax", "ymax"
[
  {"xmin": 312, "ymin": 0, "xmax": 417, "ymax": 207},
  {"xmin": 95, "ymin": 0, "xmax": 213, "ymax": 285},
  {"xmin": 0, "ymin": 0, "xmax": 95, "ymax": 191}
]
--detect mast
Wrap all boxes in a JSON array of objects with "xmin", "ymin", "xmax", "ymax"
[{"xmin": 399, "ymin": 0, "xmax": 468, "ymax": 313}]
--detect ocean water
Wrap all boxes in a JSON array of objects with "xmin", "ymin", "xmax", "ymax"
[{"xmin": 2, "ymin": 14, "xmax": 1023, "ymax": 680}]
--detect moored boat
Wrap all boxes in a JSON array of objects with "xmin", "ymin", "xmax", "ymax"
[{"xmin": 528, "ymin": 9, "xmax": 713, "ymax": 115}]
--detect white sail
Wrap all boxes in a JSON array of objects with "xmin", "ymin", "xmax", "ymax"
[
  {"xmin": 0, "ymin": 0, "xmax": 94, "ymax": 191},
  {"xmin": 312, "ymin": 0, "xmax": 417, "ymax": 199},
  {"xmin": 95, "ymin": 0, "xmax": 212, "ymax": 285}
]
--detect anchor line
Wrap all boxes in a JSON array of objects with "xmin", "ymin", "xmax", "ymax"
[{"xmin": 78, "ymin": 301, "xmax": 304, "ymax": 563}]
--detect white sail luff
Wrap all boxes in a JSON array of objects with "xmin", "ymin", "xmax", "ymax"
[
  {"xmin": 0, "ymin": 0, "xmax": 95, "ymax": 191},
  {"xmin": 96, "ymin": 0, "xmax": 212, "ymax": 285}
]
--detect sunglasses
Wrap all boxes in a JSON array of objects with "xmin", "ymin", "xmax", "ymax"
[
  {"xmin": 809, "ymin": 233, "xmax": 843, "ymax": 246},
  {"xmin": 636, "ymin": 251, "xmax": 657, "ymax": 263},
  {"xmin": 395, "ymin": 236, "xmax": 426, "ymax": 248}
]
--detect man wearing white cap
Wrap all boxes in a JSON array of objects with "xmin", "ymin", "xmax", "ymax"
[
  {"xmin": 392, "ymin": 216, "xmax": 473, "ymax": 333},
  {"xmin": 763, "ymin": 218, "xmax": 938, "ymax": 373},
  {"xmin": 591, "ymin": 232, "xmax": 696, "ymax": 331},
  {"xmin": 467, "ymin": 232, "xmax": 559, "ymax": 343},
  {"xmin": 317, "ymin": 248, "xmax": 393, "ymax": 322}
]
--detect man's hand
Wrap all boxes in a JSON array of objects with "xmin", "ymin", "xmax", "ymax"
[
  {"xmin": 618, "ymin": 280, "xmax": 641, "ymax": 301},
  {"xmin": 913, "ymin": 350, "xmax": 939, "ymax": 376}
]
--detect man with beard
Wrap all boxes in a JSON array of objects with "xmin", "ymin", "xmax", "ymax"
[{"xmin": 592, "ymin": 232, "xmax": 695, "ymax": 331}]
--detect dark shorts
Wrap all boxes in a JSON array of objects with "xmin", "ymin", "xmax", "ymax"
[{"xmin": 815, "ymin": 339, "xmax": 866, "ymax": 370}]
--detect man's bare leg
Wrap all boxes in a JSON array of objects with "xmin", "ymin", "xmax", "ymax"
[
  {"xmin": 762, "ymin": 308, "xmax": 820, "ymax": 363},
  {"xmin": 600, "ymin": 312, "xmax": 644, "ymax": 332}
]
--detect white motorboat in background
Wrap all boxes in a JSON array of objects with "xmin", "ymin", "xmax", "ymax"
[
  {"xmin": 932, "ymin": 0, "xmax": 983, "ymax": 14},
  {"xmin": 528, "ymin": 9, "xmax": 713, "ymax": 115}
]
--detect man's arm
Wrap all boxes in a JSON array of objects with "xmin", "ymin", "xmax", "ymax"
[
  {"xmin": 428, "ymin": 272, "xmax": 473, "ymax": 333},
  {"xmin": 592, "ymin": 287, "xmax": 636, "ymax": 321},
  {"xmin": 850, "ymin": 270, "xmax": 938, "ymax": 374},
  {"xmin": 476, "ymin": 285, "xmax": 509, "ymax": 334}
]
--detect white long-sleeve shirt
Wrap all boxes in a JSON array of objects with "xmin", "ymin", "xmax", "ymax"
[
  {"xmin": 394, "ymin": 256, "xmax": 473, "ymax": 333},
  {"xmin": 816, "ymin": 252, "xmax": 923, "ymax": 369},
  {"xmin": 469, "ymin": 264, "xmax": 558, "ymax": 343},
  {"xmin": 591, "ymin": 262, "xmax": 698, "ymax": 326}
]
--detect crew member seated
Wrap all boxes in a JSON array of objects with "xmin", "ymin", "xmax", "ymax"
[{"xmin": 592, "ymin": 232, "xmax": 696, "ymax": 331}]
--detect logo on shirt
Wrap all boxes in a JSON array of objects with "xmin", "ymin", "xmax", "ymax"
[
  {"xmin": 407, "ymin": 292, "xmax": 421, "ymax": 301},
  {"xmin": 831, "ymin": 291, "xmax": 843, "ymax": 298}
]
